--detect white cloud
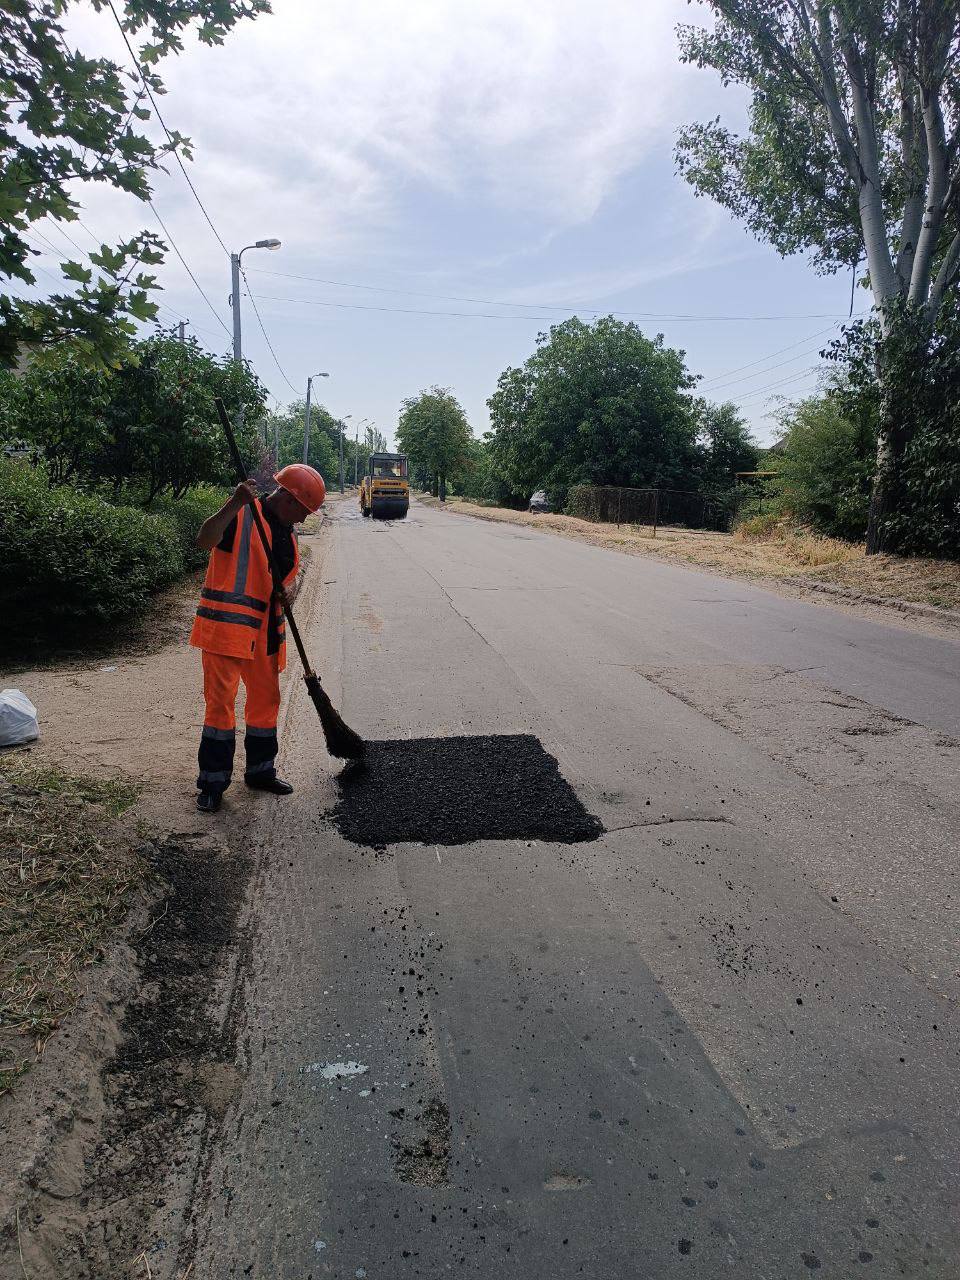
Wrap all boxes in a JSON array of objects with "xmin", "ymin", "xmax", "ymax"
[{"xmin": 67, "ymin": 0, "xmax": 717, "ymax": 267}]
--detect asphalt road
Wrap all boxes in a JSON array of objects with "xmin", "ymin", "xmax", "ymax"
[{"xmin": 187, "ymin": 497, "xmax": 960, "ymax": 1279}]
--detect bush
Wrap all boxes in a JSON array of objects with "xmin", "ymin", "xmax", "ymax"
[
  {"xmin": 735, "ymin": 511, "xmax": 786, "ymax": 540},
  {"xmin": 0, "ymin": 461, "xmax": 184, "ymax": 637},
  {"xmin": 142, "ymin": 485, "xmax": 228, "ymax": 571},
  {"xmin": 775, "ymin": 395, "xmax": 876, "ymax": 540}
]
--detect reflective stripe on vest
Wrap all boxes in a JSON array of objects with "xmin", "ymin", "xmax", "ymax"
[
  {"xmin": 200, "ymin": 587, "xmax": 269, "ymax": 612},
  {"xmin": 189, "ymin": 500, "xmax": 297, "ymax": 663},
  {"xmin": 195, "ymin": 605, "xmax": 263, "ymax": 629}
]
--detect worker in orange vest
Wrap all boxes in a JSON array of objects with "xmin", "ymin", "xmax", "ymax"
[{"xmin": 190, "ymin": 463, "xmax": 326, "ymax": 814}]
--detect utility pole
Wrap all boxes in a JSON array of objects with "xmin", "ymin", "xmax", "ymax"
[
  {"xmin": 354, "ymin": 419, "xmax": 369, "ymax": 487},
  {"xmin": 230, "ymin": 253, "xmax": 242, "ymax": 364},
  {"xmin": 302, "ymin": 373, "xmax": 329, "ymax": 464},
  {"xmin": 177, "ymin": 319, "xmax": 188, "ymax": 343},
  {"xmin": 338, "ymin": 414, "xmax": 353, "ymax": 493},
  {"xmin": 229, "ymin": 237, "xmax": 281, "ymax": 366}
]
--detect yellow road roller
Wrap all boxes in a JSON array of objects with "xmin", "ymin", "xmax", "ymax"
[{"xmin": 360, "ymin": 453, "xmax": 409, "ymax": 519}]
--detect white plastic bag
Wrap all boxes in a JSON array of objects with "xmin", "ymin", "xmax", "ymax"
[{"xmin": 0, "ymin": 689, "xmax": 39, "ymax": 747}]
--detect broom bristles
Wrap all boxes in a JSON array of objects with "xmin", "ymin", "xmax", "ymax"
[{"xmin": 304, "ymin": 674, "xmax": 366, "ymax": 760}]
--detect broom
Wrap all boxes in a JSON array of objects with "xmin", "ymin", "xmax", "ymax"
[{"xmin": 214, "ymin": 397, "xmax": 365, "ymax": 762}]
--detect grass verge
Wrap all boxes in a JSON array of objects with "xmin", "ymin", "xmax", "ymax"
[
  {"xmin": 429, "ymin": 498, "xmax": 960, "ymax": 614},
  {"xmin": 0, "ymin": 753, "xmax": 145, "ymax": 1095}
]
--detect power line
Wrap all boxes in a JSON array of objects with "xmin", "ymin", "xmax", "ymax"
[
  {"xmin": 736, "ymin": 365, "xmax": 826, "ymax": 405},
  {"xmin": 39, "ymin": 215, "xmax": 209, "ymax": 334},
  {"xmin": 700, "ymin": 340, "xmax": 835, "ymax": 394},
  {"xmin": 148, "ymin": 200, "xmax": 231, "ymax": 337},
  {"xmin": 240, "ymin": 268, "xmax": 300, "ymax": 395},
  {"xmin": 107, "ymin": 1, "xmax": 299, "ymax": 382},
  {"xmin": 247, "ymin": 266, "xmax": 859, "ymax": 323},
  {"xmin": 106, "ymin": 0, "xmax": 230, "ymax": 258},
  {"xmin": 698, "ymin": 323, "xmax": 845, "ymax": 387},
  {"xmin": 254, "ymin": 293, "xmax": 572, "ymax": 322},
  {"xmin": 72, "ymin": 216, "xmax": 221, "ymax": 338},
  {"xmin": 40, "ymin": 217, "xmax": 87, "ymax": 258},
  {"xmin": 252, "ymin": 290, "xmax": 859, "ymax": 325}
]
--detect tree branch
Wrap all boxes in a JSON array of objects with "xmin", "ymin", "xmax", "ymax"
[
  {"xmin": 835, "ymin": 16, "xmax": 899, "ymax": 301},
  {"xmin": 896, "ymin": 69, "xmax": 926, "ymax": 289},
  {"xmin": 909, "ymin": 87, "xmax": 949, "ymax": 304},
  {"xmin": 926, "ymin": 227, "xmax": 960, "ymax": 317}
]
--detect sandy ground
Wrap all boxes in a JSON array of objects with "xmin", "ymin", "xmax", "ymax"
[
  {"xmin": 424, "ymin": 497, "xmax": 960, "ymax": 632},
  {"xmin": 0, "ymin": 514, "xmax": 334, "ymax": 1279}
]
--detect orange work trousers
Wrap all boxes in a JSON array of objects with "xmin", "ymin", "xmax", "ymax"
[{"xmin": 197, "ymin": 645, "xmax": 281, "ymax": 792}]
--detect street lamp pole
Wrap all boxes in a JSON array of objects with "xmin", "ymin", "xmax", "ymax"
[
  {"xmin": 354, "ymin": 418, "xmax": 369, "ymax": 486},
  {"xmin": 338, "ymin": 414, "xmax": 352, "ymax": 494},
  {"xmin": 302, "ymin": 372, "xmax": 330, "ymax": 465},
  {"xmin": 228, "ymin": 237, "xmax": 281, "ymax": 367}
]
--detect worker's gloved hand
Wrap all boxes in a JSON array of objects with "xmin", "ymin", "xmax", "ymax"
[
  {"xmin": 272, "ymin": 586, "xmax": 290, "ymax": 610},
  {"xmin": 232, "ymin": 478, "xmax": 258, "ymax": 508}
]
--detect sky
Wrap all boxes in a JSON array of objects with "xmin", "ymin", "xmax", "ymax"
[{"xmin": 33, "ymin": 0, "xmax": 866, "ymax": 449}]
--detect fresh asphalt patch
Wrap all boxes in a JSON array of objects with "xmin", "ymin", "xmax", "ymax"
[{"xmin": 331, "ymin": 733, "xmax": 604, "ymax": 850}]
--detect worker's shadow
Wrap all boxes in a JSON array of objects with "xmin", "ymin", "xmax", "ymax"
[{"xmin": 333, "ymin": 734, "xmax": 603, "ymax": 851}]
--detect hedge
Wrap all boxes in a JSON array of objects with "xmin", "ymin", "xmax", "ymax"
[
  {"xmin": 0, "ymin": 461, "xmax": 221, "ymax": 638},
  {"xmin": 141, "ymin": 485, "xmax": 228, "ymax": 571}
]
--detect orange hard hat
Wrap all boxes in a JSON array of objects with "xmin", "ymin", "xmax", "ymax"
[{"xmin": 274, "ymin": 463, "xmax": 326, "ymax": 513}]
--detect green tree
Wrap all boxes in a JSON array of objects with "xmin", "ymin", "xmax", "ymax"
[
  {"xmin": 776, "ymin": 392, "xmax": 877, "ymax": 539},
  {"xmin": 267, "ymin": 401, "xmax": 339, "ymax": 481},
  {"xmin": 0, "ymin": 357, "xmax": 109, "ymax": 484},
  {"xmin": 676, "ymin": 1, "xmax": 960, "ymax": 553},
  {"xmin": 1, "ymin": 0, "xmax": 267, "ymax": 368},
  {"xmin": 487, "ymin": 316, "xmax": 700, "ymax": 506},
  {"xmin": 397, "ymin": 387, "xmax": 473, "ymax": 500},
  {"xmin": 694, "ymin": 401, "xmax": 760, "ymax": 493},
  {"xmin": 7, "ymin": 330, "xmax": 266, "ymax": 498}
]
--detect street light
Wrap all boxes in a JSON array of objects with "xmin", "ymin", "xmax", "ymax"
[
  {"xmin": 338, "ymin": 414, "xmax": 352, "ymax": 493},
  {"xmin": 229, "ymin": 237, "xmax": 281, "ymax": 366},
  {"xmin": 302, "ymin": 372, "xmax": 330, "ymax": 464},
  {"xmin": 354, "ymin": 418, "xmax": 370, "ymax": 486}
]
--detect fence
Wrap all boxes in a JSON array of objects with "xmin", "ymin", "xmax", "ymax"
[{"xmin": 567, "ymin": 485, "xmax": 735, "ymax": 533}]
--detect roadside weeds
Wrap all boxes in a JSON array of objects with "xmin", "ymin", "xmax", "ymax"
[{"xmin": 0, "ymin": 753, "xmax": 146, "ymax": 1094}]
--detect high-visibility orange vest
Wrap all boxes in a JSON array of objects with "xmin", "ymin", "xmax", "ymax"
[{"xmin": 189, "ymin": 500, "xmax": 299, "ymax": 668}]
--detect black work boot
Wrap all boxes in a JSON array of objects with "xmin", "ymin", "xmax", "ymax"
[
  {"xmin": 245, "ymin": 774, "xmax": 294, "ymax": 796},
  {"xmin": 197, "ymin": 789, "xmax": 222, "ymax": 814}
]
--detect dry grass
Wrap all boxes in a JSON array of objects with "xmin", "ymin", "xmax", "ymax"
[
  {"xmin": 429, "ymin": 497, "xmax": 960, "ymax": 614},
  {"xmin": 0, "ymin": 753, "xmax": 144, "ymax": 1094},
  {"xmin": 803, "ymin": 553, "xmax": 960, "ymax": 611}
]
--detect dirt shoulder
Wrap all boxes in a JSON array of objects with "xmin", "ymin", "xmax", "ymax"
[
  {"xmin": 422, "ymin": 496, "xmax": 960, "ymax": 634},
  {"xmin": 0, "ymin": 516, "xmax": 331, "ymax": 1278}
]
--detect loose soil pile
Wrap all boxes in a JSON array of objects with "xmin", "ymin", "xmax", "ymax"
[{"xmin": 332, "ymin": 734, "xmax": 603, "ymax": 849}]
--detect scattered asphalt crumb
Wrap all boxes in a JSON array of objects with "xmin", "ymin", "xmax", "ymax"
[
  {"xmin": 678, "ymin": 1238, "xmax": 693, "ymax": 1255},
  {"xmin": 332, "ymin": 734, "xmax": 604, "ymax": 850},
  {"xmin": 393, "ymin": 1097, "xmax": 450, "ymax": 1186}
]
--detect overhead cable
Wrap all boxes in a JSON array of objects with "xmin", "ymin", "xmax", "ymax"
[
  {"xmin": 148, "ymin": 200, "xmax": 231, "ymax": 337},
  {"xmin": 700, "ymin": 341, "xmax": 835, "ymax": 393},
  {"xmin": 735, "ymin": 365, "xmax": 825, "ymax": 405},
  {"xmin": 106, "ymin": 0, "xmax": 230, "ymax": 258},
  {"xmin": 39, "ymin": 216, "xmax": 208, "ymax": 335},
  {"xmin": 248, "ymin": 267, "xmax": 861, "ymax": 323},
  {"xmin": 698, "ymin": 323, "xmax": 844, "ymax": 386},
  {"xmin": 240, "ymin": 269, "xmax": 300, "ymax": 395},
  {"xmin": 252, "ymin": 290, "xmax": 860, "ymax": 324}
]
